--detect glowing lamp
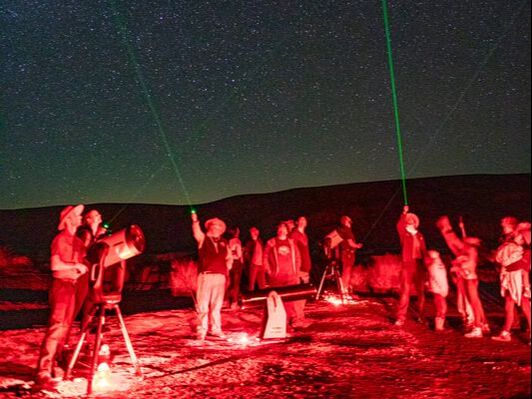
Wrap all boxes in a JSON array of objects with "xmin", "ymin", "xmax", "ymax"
[{"xmin": 92, "ymin": 344, "xmax": 112, "ymax": 391}]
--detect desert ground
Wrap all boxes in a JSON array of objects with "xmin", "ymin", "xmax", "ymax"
[{"xmin": 0, "ymin": 286, "xmax": 530, "ymax": 399}]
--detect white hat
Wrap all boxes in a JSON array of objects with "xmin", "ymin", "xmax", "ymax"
[
  {"xmin": 58, "ymin": 204, "xmax": 84, "ymax": 230},
  {"xmin": 204, "ymin": 218, "xmax": 226, "ymax": 234}
]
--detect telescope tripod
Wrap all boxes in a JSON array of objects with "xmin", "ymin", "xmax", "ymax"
[
  {"xmin": 64, "ymin": 295, "xmax": 142, "ymax": 395},
  {"xmin": 315, "ymin": 260, "xmax": 347, "ymax": 304}
]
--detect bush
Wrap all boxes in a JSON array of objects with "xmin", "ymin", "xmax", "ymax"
[{"xmin": 0, "ymin": 245, "xmax": 33, "ymax": 271}]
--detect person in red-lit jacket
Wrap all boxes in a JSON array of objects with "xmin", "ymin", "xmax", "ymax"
[
  {"xmin": 337, "ymin": 215, "xmax": 363, "ymax": 295},
  {"xmin": 264, "ymin": 222, "xmax": 306, "ymax": 329},
  {"xmin": 245, "ymin": 227, "xmax": 267, "ymax": 291},
  {"xmin": 289, "ymin": 216, "xmax": 312, "ymax": 284},
  {"xmin": 395, "ymin": 205, "xmax": 428, "ymax": 327}
]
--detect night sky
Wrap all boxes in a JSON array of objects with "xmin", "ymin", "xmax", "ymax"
[{"xmin": 1, "ymin": 1, "xmax": 530, "ymax": 209}]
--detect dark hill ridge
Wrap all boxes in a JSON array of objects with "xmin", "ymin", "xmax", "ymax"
[{"xmin": 0, "ymin": 174, "xmax": 529, "ymax": 260}]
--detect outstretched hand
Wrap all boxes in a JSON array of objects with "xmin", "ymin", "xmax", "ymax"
[{"xmin": 403, "ymin": 205, "xmax": 409, "ymax": 214}]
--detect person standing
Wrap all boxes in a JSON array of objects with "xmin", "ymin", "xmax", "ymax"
[
  {"xmin": 436, "ymin": 216, "xmax": 474, "ymax": 329},
  {"xmin": 337, "ymin": 215, "xmax": 363, "ymax": 295},
  {"xmin": 35, "ymin": 205, "xmax": 88, "ymax": 390},
  {"xmin": 76, "ymin": 209, "xmax": 118, "ymax": 331},
  {"xmin": 395, "ymin": 205, "xmax": 428, "ymax": 326},
  {"xmin": 264, "ymin": 222, "xmax": 306, "ymax": 329},
  {"xmin": 436, "ymin": 215, "xmax": 488, "ymax": 337},
  {"xmin": 227, "ymin": 227, "xmax": 244, "ymax": 309},
  {"xmin": 191, "ymin": 211, "xmax": 232, "ymax": 340},
  {"xmin": 76, "ymin": 209, "xmax": 107, "ymax": 248},
  {"xmin": 290, "ymin": 216, "xmax": 312, "ymax": 285},
  {"xmin": 289, "ymin": 216, "xmax": 313, "ymax": 327},
  {"xmin": 426, "ymin": 250, "xmax": 449, "ymax": 331},
  {"xmin": 245, "ymin": 227, "xmax": 267, "ymax": 291},
  {"xmin": 492, "ymin": 221, "xmax": 531, "ymax": 342}
]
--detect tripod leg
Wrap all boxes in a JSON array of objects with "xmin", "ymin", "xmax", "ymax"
[
  {"xmin": 114, "ymin": 304, "xmax": 142, "ymax": 377},
  {"xmin": 316, "ymin": 265, "xmax": 329, "ymax": 300},
  {"xmin": 87, "ymin": 305, "xmax": 105, "ymax": 395},
  {"xmin": 64, "ymin": 304, "xmax": 98, "ymax": 380}
]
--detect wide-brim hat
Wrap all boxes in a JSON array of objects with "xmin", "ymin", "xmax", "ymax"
[
  {"xmin": 204, "ymin": 218, "xmax": 226, "ymax": 234},
  {"xmin": 405, "ymin": 213, "xmax": 420, "ymax": 228},
  {"xmin": 58, "ymin": 204, "xmax": 84, "ymax": 230}
]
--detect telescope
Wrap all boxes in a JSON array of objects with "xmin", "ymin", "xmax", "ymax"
[
  {"xmin": 87, "ymin": 224, "xmax": 145, "ymax": 268},
  {"xmin": 324, "ymin": 229, "xmax": 343, "ymax": 249},
  {"xmin": 240, "ymin": 283, "xmax": 317, "ymax": 309},
  {"xmin": 67, "ymin": 224, "xmax": 145, "ymax": 395}
]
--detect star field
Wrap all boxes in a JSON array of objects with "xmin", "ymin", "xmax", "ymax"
[{"xmin": 1, "ymin": 0, "xmax": 530, "ymax": 209}]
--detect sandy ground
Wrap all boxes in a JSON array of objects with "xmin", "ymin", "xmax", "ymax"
[{"xmin": 0, "ymin": 292, "xmax": 530, "ymax": 399}]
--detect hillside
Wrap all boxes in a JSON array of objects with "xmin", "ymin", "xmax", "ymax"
[{"xmin": 0, "ymin": 174, "xmax": 530, "ymax": 262}]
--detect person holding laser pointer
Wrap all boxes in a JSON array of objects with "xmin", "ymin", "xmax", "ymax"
[{"xmin": 190, "ymin": 209, "xmax": 233, "ymax": 341}]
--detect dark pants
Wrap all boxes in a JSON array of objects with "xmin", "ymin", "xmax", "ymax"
[
  {"xmin": 36, "ymin": 276, "xmax": 88, "ymax": 379},
  {"xmin": 248, "ymin": 264, "xmax": 267, "ymax": 291},
  {"xmin": 228, "ymin": 260, "xmax": 244, "ymax": 304},
  {"xmin": 396, "ymin": 259, "xmax": 426, "ymax": 321},
  {"xmin": 341, "ymin": 251, "xmax": 355, "ymax": 292}
]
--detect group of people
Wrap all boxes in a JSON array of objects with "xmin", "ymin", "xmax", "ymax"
[
  {"xmin": 34, "ymin": 203, "xmax": 530, "ymax": 390},
  {"xmin": 190, "ymin": 212, "xmax": 320, "ymax": 341},
  {"xmin": 190, "ymin": 205, "xmax": 531, "ymax": 344},
  {"xmin": 394, "ymin": 205, "xmax": 531, "ymax": 343}
]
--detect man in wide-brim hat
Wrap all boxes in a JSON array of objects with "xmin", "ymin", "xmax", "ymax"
[
  {"xmin": 394, "ymin": 205, "xmax": 428, "ymax": 327},
  {"xmin": 35, "ymin": 205, "xmax": 89, "ymax": 391},
  {"xmin": 191, "ymin": 211, "xmax": 233, "ymax": 341}
]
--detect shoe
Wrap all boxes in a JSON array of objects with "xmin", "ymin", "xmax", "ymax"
[
  {"xmin": 491, "ymin": 331, "xmax": 511, "ymax": 342},
  {"xmin": 196, "ymin": 332, "xmax": 206, "ymax": 341},
  {"xmin": 464, "ymin": 327, "xmax": 483, "ymax": 338},
  {"xmin": 52, "ymin": 366, "xmax": 65, "ymax": 379},
  {"xmin": 434, "ymin": 317, "xmax": 445, "ymax": 332},
  {"xmin": 482, "ymin": 324, "xmax": 491, "ymax": 334},
  {"xmin": 195, "ymin": 328, "xmax": 207, "ymax": 341},
  {"xmin": 208, "ymin": 331, "xmax": 226, "ymax": 339},
  {"xmin": 394, "ymin": 319, "xmax": 405, "ymax": 327},
  {"xmin": 292, "ymin": 320, "xmax": 313, "ymax": 329},
  {"xmin": 34, "ymin": 374, "xmax": 60, "ymax": 391}
]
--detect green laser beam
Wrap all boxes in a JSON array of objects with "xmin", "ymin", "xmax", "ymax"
[
  {"xmin": 362, "ymin": 0, "xmax": 529, "ymax": 244},
  {"xmin": 111, "ymin": 0, "xmax": 193, "ymax": 209},
  {"xmin": 381, "ymin": 0, "xmax": 408, "ymax": 205}
]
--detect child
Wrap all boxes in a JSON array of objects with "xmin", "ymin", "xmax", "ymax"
[{"xmin": 426, "ymin": 250, "xmax": 449, "ymax": 331}]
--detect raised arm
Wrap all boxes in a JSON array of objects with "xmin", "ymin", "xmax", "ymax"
[
  {"xmin": 396, "ymin": 205, "xmax": 409, "ymax": 242},
  {"xmin": 191, "ymin": 212, "xmax": 205, "ymax": 247},
  {"xmin": 436, "ymin": 216, "xmax": 464, "ymax": 256}
]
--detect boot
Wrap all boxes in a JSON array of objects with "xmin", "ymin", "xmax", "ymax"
[{"xmin": 434, "ymin": 317, "xmax": 445, "ymax": 331}]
